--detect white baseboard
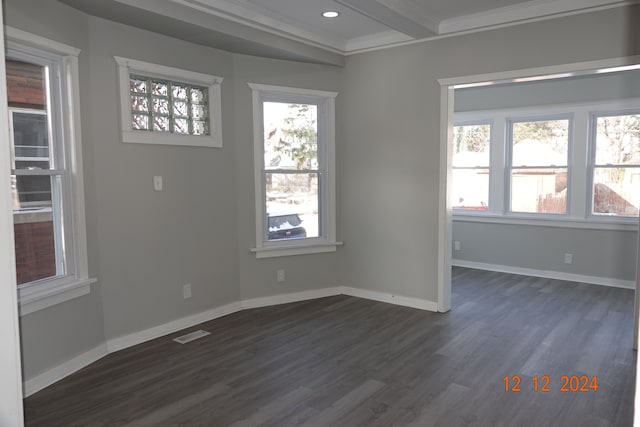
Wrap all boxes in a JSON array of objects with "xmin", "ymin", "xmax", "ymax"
[
  {"xmin": 24, "ymin": 343, "xmax": 108, "ymax": 397},
  {"xmin": 453, "ymin": 259, "xmax": 636, "ymax": 289},
  {"xmin": 241, "ymin": 287, "xmax": 343, "ymax": 310},
  {"xmin": 106, "ymin": 301, "xmax": 243, "ymax": 353},
  {"xmin": 23, "ymin": 285, "xmax": 439, "ymax": 396},
  {"xmin": 342, "ymin": 286, "xmax": 439, "ymax": 312}
]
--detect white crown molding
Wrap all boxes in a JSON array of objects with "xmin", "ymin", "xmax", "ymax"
[
  {"xmin": 439, "ymin": 0, "xmax": 632, "ymax": 35},
  {"xmin": 344, "ymin": 29, "xmax": 412, "ymax": 52}
]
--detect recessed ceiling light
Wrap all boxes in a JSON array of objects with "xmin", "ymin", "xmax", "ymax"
[{"xmin": 322, "ymin": 11, "xmax": 340, "ymax": 18}]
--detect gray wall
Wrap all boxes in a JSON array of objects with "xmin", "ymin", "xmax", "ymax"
[
  {"xmin": 85, "ymin": 16, "xmax": 241, "ymax": 340},
  {"xmin": 5, "ymin": 0, "xmax": 107, "ymax": 381},
  {"xmin": 231, "ymin": 54, "xmax": 342, "ymax": 300},
  {"xmin": 340, "ymin": 5, "xmax": 640, "ymax": 302},
  {"xmin": 453, "ymin": 222, "xmax": 637, "ymax": 281},
  {"xmin": 452, "ymin": 59, "xmax": 640, "ymax": 282},
  {"xmin": 5, "ymin": 0, "xmax": 343, "ymax": 381}
]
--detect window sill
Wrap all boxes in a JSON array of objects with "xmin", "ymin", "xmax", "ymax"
[
  {"xmin": 251, "ymin": 241, "xmax": 343, "ymax": 259},
  {"xmin": 453, "ymin": 212, "xmax": 638, "ymax": 231},
  {"xmin": 18, "ymin": 277, "xmax": 98, "ymax": 316},
  {"xmin": 121, "ymin": 131, "xmax": 222, "ymax": 148}
]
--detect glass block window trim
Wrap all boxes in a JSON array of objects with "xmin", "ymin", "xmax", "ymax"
[
  {"xmin": 115, "ymin": 56, "xmax": 223, "ymax": 148},
  {"xmin": 129, "ymin": 74, "xmax": 210, "ymax": 136}
]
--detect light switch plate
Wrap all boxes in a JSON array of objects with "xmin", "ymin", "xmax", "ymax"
[{"xmin": 153, "ymin": 176, "xmax": 163, "ymax": 191}]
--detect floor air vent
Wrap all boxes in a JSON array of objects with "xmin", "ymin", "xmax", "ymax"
[{"xmin": 173, "ymin": 330, "xmax": 211, "ymax": 344}]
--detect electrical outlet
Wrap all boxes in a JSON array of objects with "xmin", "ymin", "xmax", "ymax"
[
  {"xmin": 183, "ymin": 283, "xmax": 192, "ymax": 299},
  {"xmin": 564, "ymin": 253, "xmax": 573, "ymax": 264},
  {"xmin": 454, "ymin": 241, "xmax": 461, "ymax": 251},
  {"xmin": 277, "ymin": 269, "xmax": 285, "ymax": 282}
]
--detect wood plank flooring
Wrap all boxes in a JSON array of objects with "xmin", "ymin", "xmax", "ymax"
[{"xmin": 24, "ymin": 267, "xmax": 637, "ymax": 426}]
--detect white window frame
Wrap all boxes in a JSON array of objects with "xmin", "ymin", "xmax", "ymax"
[
  {"xmin": 115, "ymin": 56, "xmax": 223, "ymax": 148},
  {"xmin": 453, "ymin": 98, "xmax": 640, "ymax": 231},
  {"xmin": 506, "ymin": 114, "xmax": 573, "ymax": 217},
  {"xmin": 248, "ymin": 83, "xmax": 340, "ymax": 258},
  {"xmin": 588, "ymin": 108, "xmax": 640, "ymax": 220},
  {"xmin": 6, "ymin": 27, "xmax": 96, "ymax": 315},
  {"xmin": 451, "ymin": 120, "xmax": 493, "ymax": 213}
]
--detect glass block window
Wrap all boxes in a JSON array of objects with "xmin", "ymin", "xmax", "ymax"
[
  {"xmin": 115, "ymin": 56, "xmax": 223, "ymax": 148},
  {"xmin": 129, "ymin": 75, "xmax": 209, "ymax": 136}
]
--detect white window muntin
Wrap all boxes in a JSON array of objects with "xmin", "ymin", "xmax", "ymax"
[
  {"xmin": 6, "ymin": 27, "xmax": 95, "ymax": 315},
  {"xmin": 249, "ymin": 83, "xmax": 339, "ymax": 258},
  {"xmin": 115, "ymin": 56, "xmax": 223, "ymax": 148}
]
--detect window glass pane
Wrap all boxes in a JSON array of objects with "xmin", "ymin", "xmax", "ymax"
[
  {"xmin": 511, "ymin": 168, "xmax": 567, "ymax": 214},
  {"xmin": 12, "ymin": 112, "xmax": 50, "ymax": 169},
  {"xmin": 12, "ymin": 174, "xmax": 63, "ymax": 285},
  {"xmin": 172, "ymin": 85, "xmax": 187, "ymax": 100},
  {"xmin": 593, "ymin": 167, "xmax": 640, "ymax": 216},
  {"xmin": 130, "ymin": 77, "xmax": 147, "ymax": 94},
  {"xmin": 153, "ymin": 116, "xmax": 169, "ymax": 132},
  {"xmin": 173, "ymin": 101, "xmax": 188, "ymax": 118},
  {"xmin": 452, "ymin": 168, "xmax": 489, "ymax": 210},
  {"xmin": 151, "ymin": 81, "xmax": 168, "ymax": 97},
  {"xmin": 132, "ymin": 114, "xmax": 149, "ymax": 130},
  {"xmin": 131, "ymin": 96, "xmax": 148, "ymax": 113},
  {"xmin": 193, "ymin": 121, "xmax": 208, "ymax": 136},
  {"xmin": 594, "ymin": 114, "xmax": 640, "ymax": 165},
  {"xmin": 265, "ymin": 172, "xmax": 319, "ymax": 240},
  {"xmin": 174, "ymin": 118, "xmax": 189, "ymax": 134},
  {"xmin": 129, "ymin": 75, "xmax": 210, "ymax": 137},
  {"xmin": 264, "ymin": 102, "xmax": 318, "ymax": 171},
  {"xmin": 13, "ymin": 174, "xmax": 52, "ymax": 208},
  {"xmin": 512, "ymin": 119, "xmax": 569, "ymax": 167},
  {"xmin": 453, "ymin": 124, "xmax": 490, "ymax": 167},
  {"xmin": 192, "ymin": 104, "xmax": 207, "ymax": 120},
  {"xmin": 152, "ymin": 97, "xmax": 169, "ymax": 115},
  {"xmin": 191, "ymin": 88, "xmax": 205, "ymax": 104}
]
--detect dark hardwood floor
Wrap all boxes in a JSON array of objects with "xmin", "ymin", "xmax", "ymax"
[{"xmin": 24, "ymin": 267, "xmax": 636, "ymax": 426}]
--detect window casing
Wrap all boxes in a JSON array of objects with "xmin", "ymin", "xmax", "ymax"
[
  {"xmin": 589, "ymin": 111, "xmax": 640, "ymax": 218},
  {"xmin": 115, "ymin": 57, "xmax": 223, "ymax": 148},
  {"xmin": 453, "ymin": 99, "xmax": 640, "ymax": 229},
  {"xmin": 6, "ymin": 27, "xmax": 95, "ymax": 315},
  {"xmin": 249, "ymin": 83, "xmax": 339, "ymax": 258}
]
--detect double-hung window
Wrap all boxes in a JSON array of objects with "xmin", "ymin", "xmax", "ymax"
[
  {"xmin": 6, "ymin": 27, "xmax": 93, "ymax": 314},
  {"xmin": 590, "ymin": 111, "xmax": 640, "ymax": 217},
  {"xmin": 453, "ymin": 100, "xmax": 640, "ymax": 226},
  {"xmin": 249, "ymin": 83, "xmax": 339, "ymax": 258},
  {"xmin": 508, "ymin": 117, "xmax": 570, "ymax": 214},
  {"xmin": 452, "ymin": 123, "xmax": 491, "ymax": 211}
]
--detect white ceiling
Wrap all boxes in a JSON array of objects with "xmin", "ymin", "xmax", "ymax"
[
  {"xmin": 166, "ymin": 0, "xmax": 630, "ymax": 52},
  {"xmin": 58, "ymin": 0, "xmax": 632, "ymax": 64}
]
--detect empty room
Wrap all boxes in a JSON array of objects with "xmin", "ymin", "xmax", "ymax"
[{"xmin": 0, "ymin": 0, "xmax": 639, "ymax": 426}]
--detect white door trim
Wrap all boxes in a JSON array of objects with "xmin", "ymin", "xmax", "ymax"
[
  {"xmin": 437, "ymin": 55, "xmax": 640, "ymax": 315},
  {"xmin": 0, "ymin": 0, "xmax": 26, "ymax": 423}
]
